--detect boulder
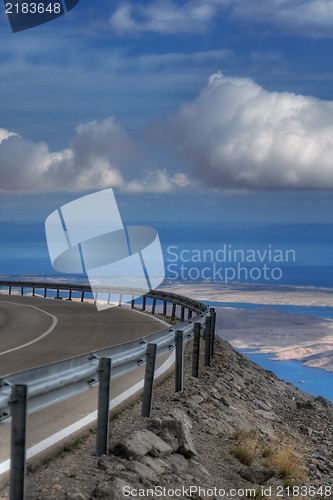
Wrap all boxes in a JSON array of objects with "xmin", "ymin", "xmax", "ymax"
[
  {"xmin": 150, "ymin": 410, "xmax": 196, "ymax": 458},
  {"xmin": 115, "ymin": 430, "xmax": 172, "ymax": 459},
  {"xmin": 238, "ymin": 467, "xmax": 275, "ymax": 484},
  {"xmin": 130, "ymin": 460, "xmax": 158, "ymax": 484}
]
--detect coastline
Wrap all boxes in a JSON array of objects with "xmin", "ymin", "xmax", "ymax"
[
  {"xmin": 162, "ymin": 281, "xmax": 333, "ymax": 307},
  {"xmin": 162, "ymin": 282, "xmax": 333, "ymax": 374},
  {"xmin": 215, "ymin": 306, "xmax": 333, "ymax": 372}
]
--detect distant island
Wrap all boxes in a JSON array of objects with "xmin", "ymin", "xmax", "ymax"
[{"xmin": 163, "ymin": 282, "xmax": 333, "ymax": 372}]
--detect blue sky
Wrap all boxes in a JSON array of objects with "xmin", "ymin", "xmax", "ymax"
[{"xmin": 1, "ymin": 0, "xmax": 333, "ymax": 229}]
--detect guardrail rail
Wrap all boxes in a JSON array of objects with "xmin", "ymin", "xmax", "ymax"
[
  {"xmin": 0, "ymin": 280, "xmax": 216, "ymax": 500},
  {"xmin": 0, "ymin": 280, "xmax": 211, "ymax": 421}
]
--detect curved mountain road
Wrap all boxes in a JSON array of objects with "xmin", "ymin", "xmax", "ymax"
[
  {"xmin": 0, "ymin": 295, "xmax": 164, "ymax": 376},
  {"xmin": 0, "ymin": 294, "xmax": 170, "ymax": 482}
]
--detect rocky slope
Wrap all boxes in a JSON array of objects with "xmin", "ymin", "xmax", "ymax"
[{"xmin": 2, "ymin": 336, "xmax": 333, "ymax": 500}]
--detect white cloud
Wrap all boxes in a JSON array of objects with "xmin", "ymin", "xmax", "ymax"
[
  {"xmin": 110, "ymin": 0, "xmax": 333, "ymax": 37},
  {"xmin": 0, "ymin": 118, "xmax": 189, "ymax": 194},
  {"xmin": 160, "ymin": 72, "xmax": 333, "ymax": 190},
  {"xmin": 110, "ymin": 0, "xmax": 216, "ymax": 34},
  {"xmin": 228, "ymin": 0, "xmax": 333, "ymax": 37},
  {"xmin": 0, "ymin": 128, "xmax": 16, "ymax": 143},
  {"xmin": 0, "ymin": 118, "xmax": 129, "ymax": 192},
  {"xmin": 125, "ymin": 169, "xmax": 191, "ymax": 193}
]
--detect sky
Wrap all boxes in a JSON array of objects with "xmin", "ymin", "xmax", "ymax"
[{"xmin": 1, "ymin": 0, "xmax": 333, "ymax": 260}]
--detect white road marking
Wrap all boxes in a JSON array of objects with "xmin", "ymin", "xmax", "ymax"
[{"xmin": 0, "ymin": 299, "xmax": 58, "ymax": 357}]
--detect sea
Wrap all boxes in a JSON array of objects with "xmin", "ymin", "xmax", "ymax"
[{"xmin": 1, "ymin": 219, "xmax": 333, "ymax": 401}]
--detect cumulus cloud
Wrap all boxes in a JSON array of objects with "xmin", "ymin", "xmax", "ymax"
[
  {"xmin": 110, "ymin": 0, "xmax": 333, "ymax": 37},
  {"xmin": 0, "ymin": 118, "xmax": 129, "ymax": 192},
  {"xmin": 0, "ymin": 118, "xmax": 188, "ymax": 194},
  {"xmin": 160, "ymin": 72, "xmax": 333, "ymax": 190}
]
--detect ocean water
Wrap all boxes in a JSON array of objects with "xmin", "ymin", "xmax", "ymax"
[
  {"xmin": 216, "ymin": 302, "xmax": 333, "ymax": 403},
  {"xmin": 1, "ymin": 220, "xmax": 333, "ymax": 288},
  {"xmin": 241, "ymin": 351, "xmax": 333, "ymax": 401}
]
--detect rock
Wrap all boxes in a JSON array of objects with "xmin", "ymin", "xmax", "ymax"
[
  {"xmin": 65, "ymin": 494, "xmax": 89, "ymax": 500},
  {"xmin": 296, "ymin": 400, "xmax": 314, "ymax": 410},
  {"xmin": 117, "ymin": 471, "xmax": 139, "ymax": 484},
  {"xmin": 220, "ymin": 395, "xmax": 231, "ymax": 407},
  {"xmin": 186, "ymin": 401, "xmax": 206, "ymax": 419},
  {"xmin": 190, "ymin": 394, "xmax": 204, "ymax": 405},
  {"xmin": 199, "ymin": 390, "xmax": 210, "ymax": 400},
  {"xmin": 316, "ymin": 396, "xmax": 331, "ymax": 408},
  {"xmin": 159, "ymin": 429, "xmax": 179, "ymax": 452},
  {"xmin": 150, "ymin": 410, "xmax": 197, "ymax": 458},
  {"xmin": 166, "ymin": 453, "xmax": 189, "ymax": 476},
  {"xmin": 92, "ymin": 478, "xmax": 131, "ymax": 499},
  {"xmin": 114, "ymin": 430, "xmax": 172, "ymax": 459},
  {"xmin": 257, "ymin": 400, "xmax": 272, "ymax": 411},
  {"xmin": 254, "ymin": 410, "xmax": 276, "ymax": 420},
  {"xmin": 51, "ymin": 484, "xmax": 63, "ymax": 491},
  {"xmin": 309, "ymin": 463, "xmax": 317, "ymax": 473},
  {"xmin": 317, "ymin": 463, "xmax": 328, "ymax": 473},
  {"xmin": 238, "ymin": 467, "xmax": 275, "ymax": 484},
  {"xmin": 300, "ymin": 426, "xmax": 313, "ymax": 436},
  {"xmin": 141, "ymin": 455, "xmax": 168, "ymax": 475},
  {"xmin": 167, "ymin": 410, "xmax": 197, "ymax": 458},
  {"xmin": 130, "ymin": 461, "xmax": 158, "ymax": 484},
  {"xmin": 97, "ymin": 457, "xmax": 111, "ymax": 472},
  {"xmin": 191, "ymin": 460, "xmax": 211, "ymax": 478}
]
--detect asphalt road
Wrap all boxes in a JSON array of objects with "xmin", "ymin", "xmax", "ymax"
[{"xmin": 0, "ymin": 295, "xmax": 164, "ymax": 376}]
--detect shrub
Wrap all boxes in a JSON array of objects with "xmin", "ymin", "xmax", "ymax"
[
  {"xmin": 230, "ymin": 429, "xmax": 259, "ymax": 466},
  {"xmin": 264, "ymin": 441, "xmax": 307, "ymax": 484}
]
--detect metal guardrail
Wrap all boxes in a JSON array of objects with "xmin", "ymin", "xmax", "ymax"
[{"xmin": 0, "ymin": 280, "xmax": 209, "ymax": 421}]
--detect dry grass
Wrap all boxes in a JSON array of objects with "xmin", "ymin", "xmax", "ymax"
[
  {"xmin": 264, "ymin": 440, "xmax": 307, "ymax": 485},
  {"xmin": 231, "ymin": 431, "xmax": 307, "ymax": 486},
  {"xmin": 230, "ymin": 430, "xmax": 259, "ymax": 466}
]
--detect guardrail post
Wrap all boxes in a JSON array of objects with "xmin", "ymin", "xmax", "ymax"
[
  {"xmin": 171, "ymin": 303, "xmax": 176, "ymax": 319},
  {"xmin": 142, "ymin": 295, "xmax": 146, "ymax": 311},
  {"xmin": 9, "ymin": 285, "xmax": 11, "ymax": 295},
  {"xmin": 175, "ymin": 331, "xmax": 184, "ymax": 392},
  {"xmin": 204, "ymin": 316, "xmax": 212, "ymax": 367},
  {"xmin": 192, "ymin": 323, "xmax": 201, "ymax": 378},
  {"xmin": 81, "ymin": 290, "xmax": 84, "ymax": 302},
  {"xmin": 9, "ymin": 384, "xmax": 27, "ymax": 500},
  {"xmin": 96, "ymin": 358, "xmax": 112, "ymax": 457},
  {"xmin": 141, "ymin": 343, "xmax": 157, "ymax": 418},
  {"xmin": 131, "ymin": 296, "xmax": 135, "ymax": 309},
  {"xmin": 152, "ymin": 298, "xmax": 156, "ymax": 315},
  {"xmin": 20, "ymin": 286, "xmax": 23, "ymax": 296},
  {"xmin": 44, "ymin": 287, "xmax": 47, "ymax": 298},
  {"xmin": 210, "ymin": 308, "xmax": 216, "ymax": 356},
  {"xmin": 180, "ymin": 306, "xmax": 185, "ymax": 321},
  {"xmin": 163, "ymin": 301, "xmax": 167, "ymax": 316}
]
